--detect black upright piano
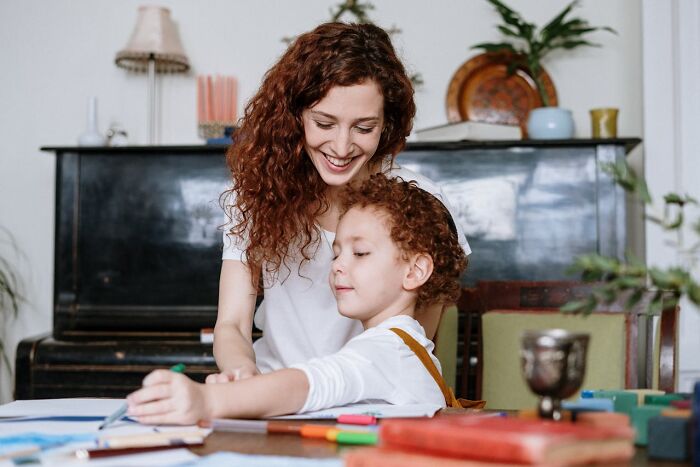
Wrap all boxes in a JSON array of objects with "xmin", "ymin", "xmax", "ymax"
[
  {"xmin": 15, "ymin": 146, "xmax": 229, "ymax": 398},
  {"xmin": 16, "ymin": 139, "xmax": 640, "ymax": 399}
]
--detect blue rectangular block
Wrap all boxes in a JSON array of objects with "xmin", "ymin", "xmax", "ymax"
[
  {"xmin": 563, "ymin": 398, "xmax": 614, "ymax": 412},
  {"xmin": 648, "ymin": 415, "xmax": 689, "ymax": 461}
]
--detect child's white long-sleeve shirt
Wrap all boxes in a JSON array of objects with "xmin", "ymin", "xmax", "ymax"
[
  {"xmin": 222, "ymin": 163, "xmax": 470, "ymax": 375},
  {"xmin": 290, "ymin": 315, "xmax": 446, "ymax": 413}
]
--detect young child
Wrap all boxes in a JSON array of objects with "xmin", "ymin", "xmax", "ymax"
[{"xmin": 126, "ymin": 174, "xmax": 468, "ymax": 425}]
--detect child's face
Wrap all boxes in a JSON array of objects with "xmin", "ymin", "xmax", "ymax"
[
  {"xmin": 330, "ymin": 206, "xmax": 412, "ymax": 328},
  {"xmin": 302, "ymin": 81, "xmax": 384, "ymax": 189}
]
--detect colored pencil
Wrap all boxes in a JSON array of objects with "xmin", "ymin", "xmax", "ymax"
[
  {"xmin": 75, "ymin": 441, "xmax": 203, "ymax": 459},
  {"xmin": 199, "ymin": 418, "xmax": 304, "ymax": 434},
  {"xmin": 98, "ymin": 430, "xmax": 207, "ymax": 448},
  {"xmin": 0, "ymin": 446, "xmax": 40, "ymax": 461}
]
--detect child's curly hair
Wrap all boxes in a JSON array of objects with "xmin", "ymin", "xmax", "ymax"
[{"xmin": 339, "ymin": 174, "xmax": 468, "ymax": 309}]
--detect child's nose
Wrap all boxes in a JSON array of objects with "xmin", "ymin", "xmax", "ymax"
[{"xmin": 331, "ymin": 256, "xmax": 344, "ymax": 273}]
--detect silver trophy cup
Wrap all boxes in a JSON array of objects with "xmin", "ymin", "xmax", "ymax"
[{"xmin": 520, "ymin": 329, "xmax": 590, "ymax": 420}]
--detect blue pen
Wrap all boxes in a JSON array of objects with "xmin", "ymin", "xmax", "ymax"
[{"xmin": 98, "ymin": 363, "xmax": 186, "ymax": 430}]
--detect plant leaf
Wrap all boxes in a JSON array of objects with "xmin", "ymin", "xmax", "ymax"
[
  {"xmin": 560, "ymin": 299, "xmax": 589, "ymax": 314},
  {"xmin": 541, "ymin": 0, "xmax": 578, "ymax": 42},
  {"xmin": 471, "ymin": 42, "xmax": 517, "ymax": 53},
  {"xmin": 497, "ymin": 25, "xmax": 522, "ymax": 39},
  {"xmin": 664, "ymin": 193, "xmax": 685, "ymax": 205},
  {"xmin": 484, "ymin": 0, "xmax": 536, "ymax": 42},
  {"xmin": 687, "ymin": 279, "xmax": 700, "ymax": 305},
  {"xmin": 553, "ymin": 39, "xmax": 599, "ymax": 50},
  {"xmin": 664, "ymin": 211, "xmax": 684, "ymax": 230},
  {"xmin": 624, "ymin": 289, "xmax": 644, "ymax": 310}
]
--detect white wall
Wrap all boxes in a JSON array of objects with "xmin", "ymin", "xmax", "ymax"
[
  {"xmin": 642, "ymin": 0, "xmax": 700, "ymax": 392},
  {"xmin": 0, "ymin": 0, "xmax": 643, "ymax": 402}
]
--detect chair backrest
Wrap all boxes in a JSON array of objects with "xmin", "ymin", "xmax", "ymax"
[
  {"xmin": 459, "ymin": 280, "xmax": 679, "ymax": 410},
  {"xmin": 433, "ymin": 305, "xmax": 459, "ymax": 391}
]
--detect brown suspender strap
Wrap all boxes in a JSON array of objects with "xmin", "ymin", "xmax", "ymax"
[{"xmin": 390, "ymin": 327, "xmax": 486, "ymax": 409}]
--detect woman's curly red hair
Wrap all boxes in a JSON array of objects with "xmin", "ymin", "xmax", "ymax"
[
  {"xmin": 223, "ymin": 22, "xmax": 415, "ymax": 277},
  {"xmin": 339, "ymin": 174, "xmax": 468, "ymax": 309}
]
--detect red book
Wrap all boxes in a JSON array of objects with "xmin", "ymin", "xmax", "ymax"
[
  {"xmin": 346, "ymin": 447, "xmax": 517, "ymax": 467},
  {"xmin": 379, "ymin": 416, "xmax": 634, "ymax": 466}
]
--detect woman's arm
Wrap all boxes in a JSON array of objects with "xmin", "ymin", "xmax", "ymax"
[
  {"xmin": 210, "ymin": 259, "xmax": 260, "ymax": 379},
  {"xmin": 127, "ymin": 368, "xmax": 309, "ymax": 424}
]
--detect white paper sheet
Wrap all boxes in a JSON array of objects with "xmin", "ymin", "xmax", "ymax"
[
  {"xmin": 0, "ymin": 398, "xmax": 124, "ymax": 417},
  {"xmin": 40, "ymin": 447, "xmax": 200, "ymax": 467},
  {"xmin": 184, "ymin": 451, "xmax": 341, "ymax": 466},
  {"xmin": 273, "ymin": 402, "xmax": 441, "ymax": 420}
]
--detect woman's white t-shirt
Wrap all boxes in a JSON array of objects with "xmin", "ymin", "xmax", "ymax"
[{"xmin": 221, "ymin": 163, "xmax": 471, "ymax": 373}]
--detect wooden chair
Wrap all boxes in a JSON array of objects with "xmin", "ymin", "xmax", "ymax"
[
  {"xmin": 433, "ymin": 305, "xmax": 460, "ymax": 392},
  {"xmin": 459, "ymin": 281, "xmax": 679, "ymax": 410}
]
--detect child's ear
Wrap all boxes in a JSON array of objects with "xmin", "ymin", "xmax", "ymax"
[{"xmin": 403, "ymin": 253, "xmax": 433, "ymax": 291}]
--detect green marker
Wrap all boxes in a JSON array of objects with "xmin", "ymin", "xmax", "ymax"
[
  {"xmin": 335, "ymin": 431, "xmax": 379, "ymax": 445},
  {"xmin": 169, "ymin": 363, "xmax": 187, "ymax": 374},
  {"xmin": 98, "ymin": 364, "xmax": 186, "ymax": 430}
]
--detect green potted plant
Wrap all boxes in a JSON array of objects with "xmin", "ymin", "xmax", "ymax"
[
  {"xmin": 563, "ymin": 160, "xmax": 699, "ymax": 315},
  {"xmin": 472, "ymin": 0, "xmax": 615, "ymax": 139},
  {"xmin": 0, "ymin": 228, "xmax": 22, "ymax": 377}
]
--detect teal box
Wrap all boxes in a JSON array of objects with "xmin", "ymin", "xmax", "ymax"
[
  {"xmin": 645, "ymin": 393, "xmax": 686, "ymax": 406},
  {"xmin": 593, "ymin": 390, "xmax": 638, "ymax": 415},
  {"xmin": 631, "ymin": 405, "xmax": 665, "ymax": 446}
]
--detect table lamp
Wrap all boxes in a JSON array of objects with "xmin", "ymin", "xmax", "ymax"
[{"xmin": 115, "ymin": 6, "xmax": 189, "ymax": 144}]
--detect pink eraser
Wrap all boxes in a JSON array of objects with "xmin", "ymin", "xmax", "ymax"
[{"xmin": 337, "ymin": 414, "xmax": 377, "ymax": 425}]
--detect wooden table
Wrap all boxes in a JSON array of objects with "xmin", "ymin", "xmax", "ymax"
[
  {"xmin": 189, "ymin": 430, "xmax": 691, "ymax": 466},
  {"xmin": 190, "ymin": 430, "xmax": 342, "ymax": 459}
]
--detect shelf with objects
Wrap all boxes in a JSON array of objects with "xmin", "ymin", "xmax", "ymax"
[{"xmin": 15, "ymin": 138, "xmax": 641, "ymax": 399}]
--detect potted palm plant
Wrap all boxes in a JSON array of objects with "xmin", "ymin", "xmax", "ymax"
[
  {"xmin": 1, "ymin": 229, "xmax": 22, "ymax": 376},
  {"xmin": 472, "ymin": 0, "xmax": 615, "ymax": 139}
]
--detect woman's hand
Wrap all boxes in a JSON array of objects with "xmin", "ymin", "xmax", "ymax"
[
  {"xmin": 205, "ymin": 363, "xmax": 260, "ymax": 384},
  {"xmin": 126, "ymin": 370, "xmax": 211, "ymax": 425}
]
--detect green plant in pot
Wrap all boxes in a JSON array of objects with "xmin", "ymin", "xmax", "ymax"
[
  {"xmin": 0, "ymin": 228, "xmax": 22, "ymax": 376},
  {"xmin": 473, "ymin": 0, "xmax": 615, "ymax": 139},
  {"xmin": 563, "ymin": 160, "xmax": 700, "ymax": 316}
]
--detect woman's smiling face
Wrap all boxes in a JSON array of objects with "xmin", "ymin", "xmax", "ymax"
[{"xmin": 302, "ymin": 81, "xmax": 384, "ymax": 189}]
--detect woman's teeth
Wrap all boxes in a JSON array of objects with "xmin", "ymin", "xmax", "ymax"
[{"xmin": 324, "ymin": 153, "xmax": 353, "ymax": 167}]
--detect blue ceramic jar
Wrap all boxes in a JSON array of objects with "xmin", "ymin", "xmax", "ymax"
[{"xmin": 527, "ymin": 107, "xmax": 575, "ymax": 139}]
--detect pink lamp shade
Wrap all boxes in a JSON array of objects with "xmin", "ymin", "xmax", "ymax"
[{"xmin": 115, "ymin": 6, "xmax": 189, "ymax": 73}]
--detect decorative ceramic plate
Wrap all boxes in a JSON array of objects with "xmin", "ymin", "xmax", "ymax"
[{"xmin": 445, "ymin": 52, "xmax": 557, "ymax": 135}]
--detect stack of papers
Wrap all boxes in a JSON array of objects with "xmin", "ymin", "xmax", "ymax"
[{"xmin": 0, "ymin": 398, "xmax": 202, "ymax": 466}]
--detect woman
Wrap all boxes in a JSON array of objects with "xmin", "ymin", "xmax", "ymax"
[{"xmin": 209, "ymin": 21, "xmax": 470, "ymax": 383}]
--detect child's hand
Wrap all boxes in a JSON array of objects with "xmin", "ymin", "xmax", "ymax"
[
  {"xmin": 205, "ymin": 363, "xmax": 259, "ymax": 384},
  {"xmin": 127, "ymin": 370, "xmax": 210, "ymax": 425}
]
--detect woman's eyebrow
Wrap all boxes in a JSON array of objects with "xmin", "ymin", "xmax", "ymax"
[{"xmin": 309, "ymin": 110, "xmax": 380, "ymax": 123}]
